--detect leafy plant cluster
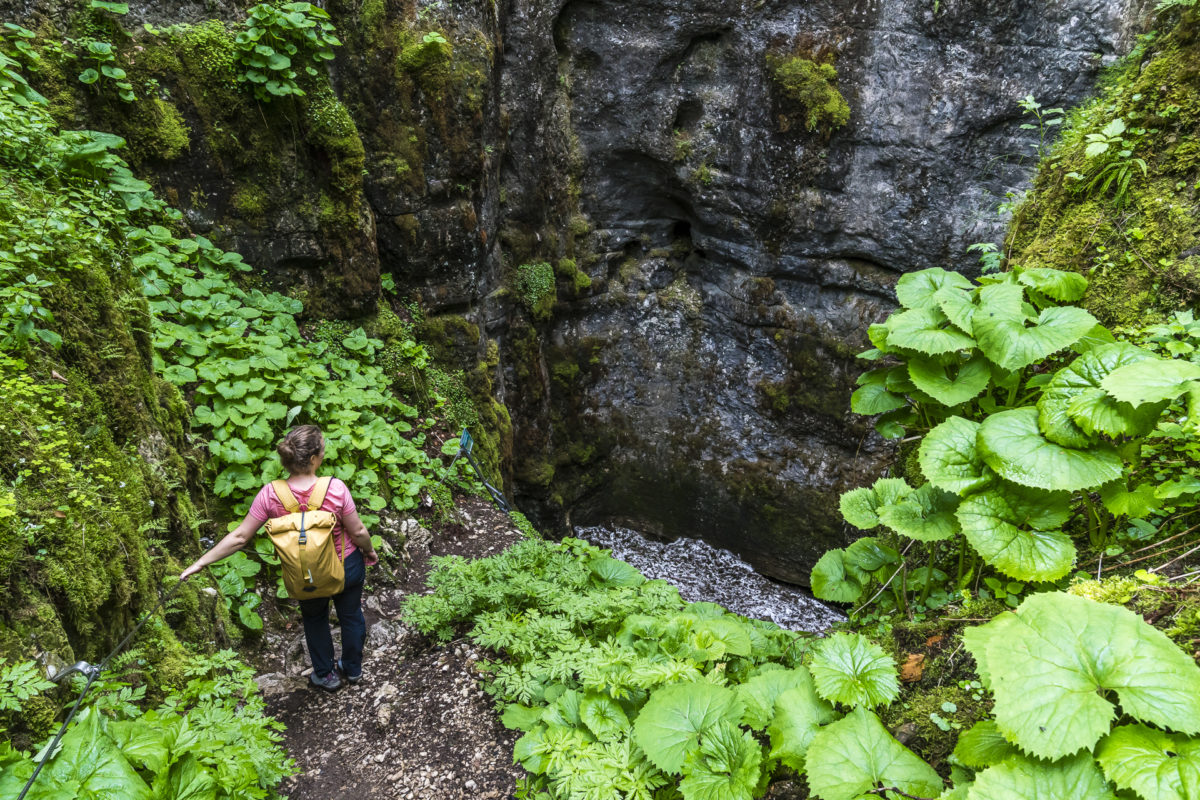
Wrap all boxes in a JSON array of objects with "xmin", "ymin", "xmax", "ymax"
[
  {"xmin": 407, "ymin": 538, "xmax": 1200, "ymax": 798},
  {"xmin": 233, "ymin": 2, "xmax": 341, "ymax": 101},
  {"xmin": 1063, "ymin": 117, "xmax": 1149, "ymax": 204},
  {"xmin": 820, "ymin": 263, "xmax": 1199, "ymax": 612},
  {"xmin": 0, "ymin": 59, "xmax": 463, "ymax": 630},
  {"xmin": 0, "ymin": 650, "xmax": 294, "ymax": 799}
]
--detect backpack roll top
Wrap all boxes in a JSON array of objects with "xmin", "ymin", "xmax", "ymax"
[{"xmin": 263, "ymin": 476, "xmax": 347, "ymax": 599}]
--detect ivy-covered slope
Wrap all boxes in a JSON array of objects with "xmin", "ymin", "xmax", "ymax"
[{"xmin": 1007, "ymin": 8, "xmax": 1200, "ymax": 327}]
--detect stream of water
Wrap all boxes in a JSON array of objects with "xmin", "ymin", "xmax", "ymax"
[{"xmin": 577, "ymin": 525, "xmax": 845, "ymax": 633}]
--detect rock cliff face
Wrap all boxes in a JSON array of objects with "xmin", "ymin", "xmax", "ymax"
[
  {"xmin": 2, "ymin": 0, "xmax": 1142, "ymax": 584},
  {"xmin": 497, "ymin": 0, "xmax": 1142, "ymax": 581}
]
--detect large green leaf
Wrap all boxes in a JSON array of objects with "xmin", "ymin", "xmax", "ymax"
[
  {"xmin": 973, "ymin": 283, "xmax": 1097, "ymax": 370},
  {"xmin": 1095, "ymin": 724, "xmax": 1200, "ymax": 800},
  {"xmin": 810, "ymin": 548, "xmax": 867, "ymax": 603},
  {"xmin": 877, "ymin": 483, "xmax": 960, "ymax": 542},
  {"xmin": 590, "ymin": 555, "xmax": 646, "ymax": 587},
  {"xmin": 810, "ymin": 632, "xmax": 899, "ymax": 708},
  {"xmin": 1101, "ymin": 358, "xmax": 1200, "ymax": 407},
  {"xmin": 934, "ymin": 284, "xmax": 978, "ymax": 335},
  {"xmin": 844, "ymin": 536, "xmax": 900, "ymax": 571},
  {"xmin": 963, "ymin": 592, "xmax": 1200, "ymax": 760},
  {"xmin": 952, "ymin": 720, "xmax": 1018, "ymax": 770},
  {"xmin": 920, "ymin": 416, "xmax": 992, "ymax": 495},
  {"xmin": 1016, "ymin": 267, "xmax": 1088, "ymax": 302},
  {"xmin": 108, "ymin": 717, "xmax": 169, "ymax": 774},
  {"xmin": 957, "ymin": 485, "xmax": 1074, "ymax": 582},
  {"xmin": 155, "ymin": 754, "xmax": 218, "ymax": 800},
  {"xmin": 1038, "ymin": 343, "xmax": 1163, "ymax": 448},
  {"xmin": 887, "ymin": 308, "xmax": 977, "ymax": 355},
  {"xmin": 768, "ymin": 685, "xmax": 834, "ymax": 773},
  {"xmin": 966, "ymin": 753, "xmax": 1115, "ymax": 800},
  {"xmin": 908, "ymin": 354, "xmax": 991, "ymax": 407},
  {"xmin": 678, "ymin": 722, "xmax": 763, "ymax": 800},
  {"xmin": 41, "ymin": 709, "xmax": 152, "ymax": 800},
  {"xmin": 737, "ymin": 667, "xmax": 824, "ymax": 731},
  {"xmin": 806, "ymin": 707, "xmax": 943, "ymax": 800},
  {"xmin": 977, "ymin": 407, "xmax": 1122, "ymax": 491},
  {"xmin": 633, "ymin": 682, "xmax": 744, "ymax": 774},
  {"xmin": 839, "ymin": 478, "xmax": 913, "ymax": 529},
  {"xmin": 579, "ymin": 692, "xmax": 630, "ymax": 742},
  {"xmin": 896, "ymin": 267, "xmax": 974, "ymax": 309},
  {"xmin": 853, "ymin": 368, "xmax": 910, "ymax": 415}
]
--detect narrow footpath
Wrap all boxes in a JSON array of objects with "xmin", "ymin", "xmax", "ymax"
[{"xmin": 255, "ymin": 498, "xmax": 525, "ymax": 799}]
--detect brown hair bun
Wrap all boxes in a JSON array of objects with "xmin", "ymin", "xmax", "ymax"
[{"xmin": 277, "ymin": 424, "xmax": 324, "ymax": 473}]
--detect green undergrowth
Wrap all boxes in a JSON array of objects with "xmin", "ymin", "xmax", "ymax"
[
  {"xmin": 406, "ymin": 538, "xmax": 1200, "ymax": 799},
  {"xmin": 1007, "ymin": 9, "xmax": 1200, "ymax": 327},
  {"xmin": 0, "ymin": 650, "xmax": 293, "ymax": 798}
]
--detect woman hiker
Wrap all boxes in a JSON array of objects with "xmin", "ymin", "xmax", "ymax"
[{"xmin": 180, "ymin": 424, "xmax": 379, "ymax": 691}]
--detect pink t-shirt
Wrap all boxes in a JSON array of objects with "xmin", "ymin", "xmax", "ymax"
[{"xmin": 249, "ymin": 477, "xmax": 359, "ymax": 558}]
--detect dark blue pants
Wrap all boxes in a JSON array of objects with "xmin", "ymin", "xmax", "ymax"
[{"xmin": 299, "ymin": 550, "xmax": 365, "ymax": 679}]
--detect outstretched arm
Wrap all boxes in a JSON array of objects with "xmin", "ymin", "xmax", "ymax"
[{"xmin": 180, "ymin": 512, "xmax": 263, "ymax": 580}]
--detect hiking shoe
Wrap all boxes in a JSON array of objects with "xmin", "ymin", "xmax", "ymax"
[
  {"xmin": 309, "ymin": 671, "xmax": 343, "ymax": 692},
  {"xmin": 336, "ymin": 659, "xmax": 362, "ymax": 685}
]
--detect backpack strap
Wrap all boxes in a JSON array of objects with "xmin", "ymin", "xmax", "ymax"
[
  {"xmin": 272, "ymin": 480, "xmax": 300, "ymax": 513},
  {"xmin": 307, "ymin": 476, "xmax": 332, "ymax": 512}
]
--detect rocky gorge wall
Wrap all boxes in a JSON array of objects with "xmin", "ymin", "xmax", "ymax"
[
  {"xmin": 1, "ymin": 0, "xmax": 1146, "ymax": 587},
  {"xmin": 498, "ymin": 0, "xmax": 1145, "ymax": 580}
]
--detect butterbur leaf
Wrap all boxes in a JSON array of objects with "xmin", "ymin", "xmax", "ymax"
[
  {"xmin": 952, "ymin": 720, "xmax": 1018, "ymax": 770},
  {"xmin": 810, "ymin": 632, "xmax": 899, "ymax": 708},
  {"xmin": 957, "ymin": 485, "xmax": 1074, "ymax": 582},
  {"xmin": 768, "ymin": 685, "xmax": 835, "ymax": 773},
  {"xmin": 41, "ymin": 709, "xmax": 152, "ymax": 799},
  {"xmin": 108, "ymin": 718, "xmax": 169, "ymax": 774},
  {"xmin": 852, "ymin": 368, "xmax": 909, "ymax": 414},
  {"xmin": 736, "ymin": 667, "xmax": 824, "ymax": 731},
  {"xmin": 678, "ymin": 722, "xmax": 762, "ymax": 800},
  {"xmin": 977, "ymin": 407, "xmax": 1122, "ymax": 492},
  {"xmin": 633, "ymin": 682, "xmax": 744, "ymax": 774},
  {"xmin": 810, "ymin": 549, "xmax": 867, "ymax": 603},
  {"xmin": 896, "ymin": 267, "xmax": 974, "ymax": 309},
  {"xmin": 158, "ymin": 754, "xmax": 217, "ymax": 800},
  {"xmin": 500, "ymin": 704, "xmax": 544, "ymax": 731},
  {"xmin": 1095, "ymin": 724, "xmax": 1200, "ymax": 800},
  {"xmin": 589, "ymin": 555, "xmax": 645, "ymax": 587},
  {"xmin": 1016, "ymin": 267, "xmax": 1088, "ymax": 302},
  {"xmin": 887, "ymin": 307, "xmax": 977, "ymax": 355},
  {"xmin": 579, "ymin": 693, "xmax": 630, "ymax": 741},
  {"xmin": 1099, "ymin": 480, "xmax": 1161, "ymax": 518},
  {"xmin": 966, "ymin": 753, "xmax": 1115, "ymax": 800},
  {"xmin": 839, "ymin": 478, "xmax": 913, "ymax": 529},
  {"xmin": 1101, "ymin": 358, "xmax": 1200, "ymax": 407},
  {"xmin": 920, "ymin": 417, "xmax": 992, "ymax": 495},
  {"xmin": 934, "ymin": 284, "xmax": 978, "ymax": 335},
  {"xmin": 877, "ymin": 483, "xmax": 960, "ymax": 542},
  {"xmin": 963, "ymin": 592, "xmax": 1200, "ymax": 760},
  {"xmin": 1038, "ymin": 343, "xmax": 1163, "ymax": 448},
  {"xmin": 972, "ymin": 282, "xmax": 1096, "ymax": 370},
  {"xmin": 806, "ymin": 707, "xmax": 943, "ymax": 800},
  {"xmin": 844, "ymin": 536, "xmax": 900, "ymax": 571},
  {"xmin": 908, "ymin": 354, "xmax": 991, "ymax": 407},
  {"xmin": 690, "ymin": 618, "xmax": 753, "ymax": 660}
]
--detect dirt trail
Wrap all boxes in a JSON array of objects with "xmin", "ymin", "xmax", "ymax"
[{"xmin": 255, "ymin": 498, "xmax": 525, "ymax": 799}]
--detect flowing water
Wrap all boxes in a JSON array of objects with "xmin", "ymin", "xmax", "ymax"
[{"xmin": 578, "ymin": 525, "xmax": 845, "ymax": 633}]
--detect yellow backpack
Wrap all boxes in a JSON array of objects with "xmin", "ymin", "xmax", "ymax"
[{"xmin": 263, "ymin": 476, "xmax": 346, "ymax": 599}]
